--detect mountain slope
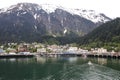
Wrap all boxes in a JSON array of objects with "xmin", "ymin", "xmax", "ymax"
[
  {"xmin": 0, "ymin": 3, "xmax": 111, "ymax": 43},
  {"xmin": 79, "ymin": 18, "xmax": 120, "ymax": 46},
  {"xmin": 0, "ymin": 3, "xmax": 111, "ymax": 23}
]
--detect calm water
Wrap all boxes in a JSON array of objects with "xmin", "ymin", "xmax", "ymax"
[{"xmin": 0, "ymin": 57, "xmax": 120, "ymax": 80}]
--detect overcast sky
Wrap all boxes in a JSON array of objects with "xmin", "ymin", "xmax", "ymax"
[{"xmin": 0, "ymin": 0, "xmax": 119, "ymax": 18}]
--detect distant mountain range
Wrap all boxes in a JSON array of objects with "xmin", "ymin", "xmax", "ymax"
[{"xmin": 0, "ymin": 3, "xmax": 111, "ymax": 43}]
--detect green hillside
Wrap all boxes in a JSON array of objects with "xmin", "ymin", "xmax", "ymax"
[{"xmin": 78, "ymin": 18, "xmax": 120, "ymax": 51}]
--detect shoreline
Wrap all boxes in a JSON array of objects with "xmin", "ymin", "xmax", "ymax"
[
  {"xmin": 0, "ymin": 54, "xmax": 34, "ymax": 58},
  {"xmin": 0, "ymin": 54, "xmax": 120, "ymax": 59}
]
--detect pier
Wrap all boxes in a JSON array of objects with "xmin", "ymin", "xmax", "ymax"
[
  {"xmin": 0, "ymin": 54, "xmax": 34, "ymax": 58},
  {"xmin": 87, "ymin": 54, "xmax": 120, "ymax": 59},
  {"xmin": 36, "ymin": 53, "xmax": 120, "ymax": 59},
  {"xmin": 0, "ymin": 53, "xmax": 120, "ymax": 59}
]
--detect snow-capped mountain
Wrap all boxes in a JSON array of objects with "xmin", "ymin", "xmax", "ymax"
[
  {"xmin": 64, "ymin": 9, "xmax": 110, "ymax": 23},
  {"xmin": 0, "ymin": 3, "xmax": 111, "ymax": 43},
  {"xmin": 39, "ymin": 4, "xmax": 111, "ymax": 23},
  {"xmin": 0, "ymin": 3, "xmax": 111, "ymax": 23}
]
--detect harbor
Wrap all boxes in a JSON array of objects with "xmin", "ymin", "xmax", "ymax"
[
  {"xmin": 0, "ymin": 43, "xmax": 120, "ymax": 59},
  {"xmin": 36, "ymin": 52, "xmax": 120, "ymax": 59},
  {"xmin": 0, "ymin": 52, "xmax": 120, "ymax": 59},
  {"xmin": 0, "ymin": 54, "xmax": 34, "ymax": 58}
]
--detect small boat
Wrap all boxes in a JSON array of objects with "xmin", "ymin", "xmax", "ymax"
[{"xmin": 88, "ymin": 61, "xmax": 92, "ymax": 65}]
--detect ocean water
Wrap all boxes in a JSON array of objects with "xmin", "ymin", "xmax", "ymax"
[{"xmin": 0, "ymin": 57, "xmax": 120, "ymax": 80}]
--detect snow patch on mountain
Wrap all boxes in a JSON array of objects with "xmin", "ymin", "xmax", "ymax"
[
  {"xmin": 40, "ymin": 4, "xmax": 63, "ymax": 13},
  {"xmin": 0, "ymin": 3, "xmax": 111, "ymax": 23},
  {"xmin": 39, "ymin": 4, "xmax": 110, "ymax": 23},
  {"xmin": 34, "ymin": 14, "xmax": 37, "ymax": 19},
  {"xmin": 0, "ymin": 7, "xmax": 8, "ymax": 13},
  {"xmin": 34, "ymin": 25, "xmax": 38, "ymax": 30},
  {"xmin": 64, "ymin": 28, "xmax": 67, "ymax": 34},
  {"xmin": 63, "ymin": 8, "xmax": 110, "ymax": 23}
]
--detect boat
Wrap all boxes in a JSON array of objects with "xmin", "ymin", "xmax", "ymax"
[{"xmin": 88, "ymin": 61, "xmax": 92, "ymax": 65}]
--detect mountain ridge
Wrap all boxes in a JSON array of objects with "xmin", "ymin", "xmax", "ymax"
[
  {"xmin": 78, "ymin": 18, "xmax": 120, "ymax": 48},
  {"xmin": 0, "ymin": 3, "xmax": 111, "ymax": 23},
  {"xmin": 0, "ymin": 3, "xmax": 112, "ymax": 43}
]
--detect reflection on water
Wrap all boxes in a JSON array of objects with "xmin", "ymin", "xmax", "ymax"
[
  {"xmin": 98, "ymin": 58, "xmax": 107, "ymax": 65},
  {"xmin": 36, "ymin": 57, "xmax": 46, "ymax": 64},
  {"xmin": 68, "ymin": 57, "xmax": 78, "ymax": 63},
  {"xmin": 0, "ymin": 57, "xmax": 120, "ymax": 80}
]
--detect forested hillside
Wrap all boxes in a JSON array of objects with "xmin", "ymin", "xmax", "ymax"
[{"xmin": 78, "ymin": 18, "xmax": 120, "ymax": 51}]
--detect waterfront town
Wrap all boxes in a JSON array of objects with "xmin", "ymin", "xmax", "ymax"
[{"xmin": 0, "ymin": 42, "xmax": 120, "ymax": 57}]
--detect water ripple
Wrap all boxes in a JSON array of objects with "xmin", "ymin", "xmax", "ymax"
[{"xmin": 41, "ymin": 63, "xmax": 120, "ymax": 80}]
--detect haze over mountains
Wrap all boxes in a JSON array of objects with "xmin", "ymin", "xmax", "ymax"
[{"xmin": 0, "ymin": 3, "xmax": 111, "ymax": 43}]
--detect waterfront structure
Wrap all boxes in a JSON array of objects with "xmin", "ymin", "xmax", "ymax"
[
  {"xmin": 0, "ymin": 49, "xmax": 6, "ymax": 55},
  {"xmin": 91, "ymin": 48, "xmax": 107, "ymax": 54},
  {"xmin": 7, "ymin": 48, "xmax": 17, "ymax": 53},
  {"xmin": 18, "ymin": 52, "xmax": 31, "ymax": 55},
  {"xmin": 9, "ymin": 52, "xmax": 16, "ymax": 55},
  {"xmin": 65, "ymin": 47, "xmax": 78, "ymax": 53},
  {"xmin": 77, "ymin": 48, "xmax": 89, "ymax": 54},
  {"xmin": 37, "ymin": 48, "xmax": 46, "ymax": 53},
  {"xmin": 18, "ymin": 45, "xmax": 28, "ymax": 52},
  {"xmin": 47, "ymin": 45, "xmax": 63, "ymax": 53}
]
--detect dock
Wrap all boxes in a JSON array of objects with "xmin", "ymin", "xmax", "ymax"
[
  {"xmin": 36, "ymin": 53, "xmax": 120, "ymax": 59},
  {"xmin": 87, "ymin": 54, "xmax": 120, "ymax": 59},
  {"xmin": 0, "ymin": 54, "xmax": 34, "ymax": 58},
  {"xmin": 0, "ymin": 53, "xmax": 120, "ymax": 59}
]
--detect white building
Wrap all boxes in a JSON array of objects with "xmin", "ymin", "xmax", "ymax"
[
  {"xmin": 98, "ymin": 48, "xmax": 107, "ymax": 53},
  {"xmin": 37, "ymin": 48, "xmax": 46, "ymax": 53},
  {"xmin": 9, "ymin": 52, "xmax": 16, "ymax": 55},
  {"xmin": 0, "ymin": 49, "xmax": 5, "ymax": 55},
  {"xmin": 66, "ymin": 47, "xmax": 78, "ymax": 53},
  {"xmin": 18, "ymin": 52, "xmax": 30, "ymax": 55},
  {"xmin": 92, "ymin": 48, "xmax": 107, "ymax": 54},
  {"xmin": 78, "ymin": 48, "xmax": 89, "ymax": 54}
]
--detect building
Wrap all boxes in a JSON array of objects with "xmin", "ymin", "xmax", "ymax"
[
  {"xmin": 18, "ymin": 45, "xmax": 28, "ymax": 52},
  {"xmin": 0, "ymin": 49, "xmax": 5, "ymax": 55},
  {"xmin": 37, "ymin": 48, "xmax": 46, "ymax": 53},
  {"xmin": 47, "ymin": 45, "xmax": 60, "ymax": 53},
  {"xmin": 65, "ymin": 47, "xmax": 78, "ymax": 54},
  {"xmin": 78, "ymin": 48, "xmax": 89, "ymax": 54},
  {"xmin": 7, "ymin": 48, "xmax": 17, "ymax": 53},
  {"xmin": 91, "ymin": 48, "xmax": 107, "ymax": 54}
]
